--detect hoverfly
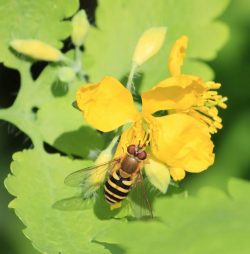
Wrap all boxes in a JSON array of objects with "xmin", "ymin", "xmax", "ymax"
[{"xmin": 64, "ymin": 144, "xmax": 153, "ymax": 218}]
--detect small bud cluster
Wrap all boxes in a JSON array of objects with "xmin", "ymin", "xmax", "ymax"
[{"xmin": 10, "ymin": 10, "xmax": 90, "ymax": 83}]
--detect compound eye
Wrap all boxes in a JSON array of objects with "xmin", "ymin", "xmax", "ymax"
[
  {"xmin": 137, "ymin": 151, "xmax": 147, "ymax": 160},
  {"xmin": 127, "ymin": 145, "xmax": 136, "ymax": 155}
]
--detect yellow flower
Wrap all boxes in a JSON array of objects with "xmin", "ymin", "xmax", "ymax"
[
  {"xmin": 76, "ymin": 83, "xmax": 214, "ymax": 185},
  {"xmin": 76, "ymin": 35, "xmax": 226, "ymax": 185},
  {"xmin": 143, "ymin": 36, "xmax": 227, "ymax": 134}
]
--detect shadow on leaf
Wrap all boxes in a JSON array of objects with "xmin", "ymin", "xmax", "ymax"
[
  {"xmin": 92, "ymin": 240, "xmax": 126, "ymax": 254},
  {"xmin": 52, "ymin": 196, "xmax": 94, "ymax": 211},
  {"xmin": 54, "ymin": 126, "xmax": 105, "ymax": 158}
]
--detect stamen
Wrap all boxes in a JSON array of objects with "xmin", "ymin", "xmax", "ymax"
[{"xmin": 188, "ymin": 82, "xmax": 227, "ymax": 134}]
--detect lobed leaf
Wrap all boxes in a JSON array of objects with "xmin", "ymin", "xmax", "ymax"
[
  {"xmin": 84, "ymin": 0, "xmax": 229, "ymax": 91},
  {"xmin": 96, "ymin": 179, "xmax": 250, "ymax": 254},
  {"xmin": 6, "ymin": 150, "xmax": 250, "ymax": 254},
  {"xmin": 0, "ymin": 0, "xmax": 78, "ymax": 69},
  {"xmin": 4, "ymin": 150, "xmax": 114, "ymax": 254},
  {"xmin": 37, "ymin": 96, "xmax": 105, "ymax": 158}
]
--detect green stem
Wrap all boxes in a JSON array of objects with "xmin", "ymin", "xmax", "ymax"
[
  {"xmin": 126, "ymin": 62, "xmax": 138, "ymax": 93},
  {"xmin": 61, "ymin": 55, "xmax": 74, "ymax": 66},
  {"xmin": 75, "ymin": 46, "xmax": 87, "ymax": 82}
]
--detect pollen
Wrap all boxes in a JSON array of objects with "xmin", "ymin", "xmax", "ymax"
[{"xmin": 189, "ymin": 82, "xmax": 227, "ymax": 134}]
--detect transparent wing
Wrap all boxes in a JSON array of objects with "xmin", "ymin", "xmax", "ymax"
[
  {"xmin": 64, "ymin": 158, "xmax": 120, "ymax": 187},
  {"xmin": 128, "ymin": 170, "xmax": 153, "ymax": 219}
]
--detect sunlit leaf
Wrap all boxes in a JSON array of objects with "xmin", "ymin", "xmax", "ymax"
[
  {"xmin": 96, "ymin": 178, "xmax": 250, "ymax": 254},
  {"xmin": 37, "ymin": 97, "xmax": 105, "ymax": 157},
  {"xmin": 4, "ymin": 150, "xmax": 114, "ymax": 254},
  {"xmin": 0, "ymin": 0, "xmax": 78, "ymax": 68},
  {"xmin": 84, "ymin": 0, "xmax": 229, "ymax": 91}
]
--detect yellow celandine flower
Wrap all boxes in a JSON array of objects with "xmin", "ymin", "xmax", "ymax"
[
  {"xmin": 166, "ymin": 36, "xmax": 227, "ymax": 134},
  {"xmin": 76, "ymin": 36, "xmax": 227, "ymax": 186}
]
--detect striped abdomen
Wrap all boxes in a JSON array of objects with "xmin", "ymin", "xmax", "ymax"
[{"xmin": 104, "ymin": 170, "xmax": 133, "ymax": 204}]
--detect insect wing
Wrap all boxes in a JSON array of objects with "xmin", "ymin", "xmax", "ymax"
[
  {"xmin": 64, "ymin": 159, "xmax": 119, "ymax": 187},
  {"xmin": 128, "ymin": 171, "xmax": 153, "ymax": 219}
]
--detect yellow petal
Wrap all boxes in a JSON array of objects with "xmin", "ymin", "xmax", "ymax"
[
  {"xmin": 10, "ymin": 39, "xmax": 62, "ymax": 61},
  {"xmin": 76, "ymin": 77, "xmax": 138, "ymax": 132},
  {"xmin": 151, "ymin": 114, "xmax": 214, "ymax": 172},
  {"xmin": 114, "ymin": 128, "xmax": 131, "ymax": 158},
  {"xmin": 76, "ymin": 83, "xmax": 99, "ymax": 111},
  {"xmin": 142, "ymin": 75, "xmax": 205, "ymax": 114},
  {"xmin": 114, "ymin": 118, "xmax": 147, "ymax": 158},
  {"xmin": 133, "ymin": 27, "xmax": 167, "ymax": 66},
  {"xmin": 145, "ymin": 157, "xmax": 170, "ymax": 193},
  {"xmin": 169, "ymin": 167, "xmax": 186, "ymax": 181},
  {"xmin": 168, "ymin": 36, "xmax": 188, "ymax": 76}
]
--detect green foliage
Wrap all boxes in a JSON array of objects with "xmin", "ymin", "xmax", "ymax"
[
  {"xmin": 5, "ymin": 150, "xmax": 112, "ymax": 254},
  {"xmin": 0, "ymin": 0, "xmax": 104, "ymax": 156},
  {"xmin": 0, "ymin": 0, "xmax": 78, "ymax": 69},
  {"xmin": 37, "ymin": 96, "xmax": 105, "ymax": 158},
  {"xmin": 0, "ymin": 0, "xmax": 238, "ymax": 253},
  {"xmin": 96, "ymin": 179, "xmax": 250, "ymax": 254},
  {"xmin": 5, "ymin": 152, "xmax": 250, "ymax": 253},
  {"xmin": 84, "ymin": 0, "xmax": 229, "ymax": 91},
  {"xmin": 184, "ymin": 112, "xmax": 250, "ymax": 192}
]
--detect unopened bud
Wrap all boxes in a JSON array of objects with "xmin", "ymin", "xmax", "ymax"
[
  {"xmin": 71, "ymin": 10, "xmax": 90, "ymax": 47},
  {"xmin": 58, "ymin": 67, "xmax": 76, "ymax": 83},
  {"xmin": 133, "ymin": 27, "xmax": 167, "ymax": 66},
  {"xmin": 145, "ymin": 158, "xmax": 170, "ymax": 193},
  {"xmin": 10, "ymin": 39, "xmax": 62, "ymax": 62},
  {"xmin": 89, "ymin": 136, "xmax": 119, "ymax": 188}
]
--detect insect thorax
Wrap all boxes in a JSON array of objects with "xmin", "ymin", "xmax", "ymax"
[{"xmin": 121, "ymin": 155, "xmax": 139, "ymax": 174}]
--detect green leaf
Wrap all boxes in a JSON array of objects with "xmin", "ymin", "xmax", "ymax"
[
  {"xmin": 0, "ymin": 1, "xmax": 80, "ymax": 150},
  {"xmin": 0, "ymin": 0, "xmax": 78, "ymax": 68},
  {"xmin": 5, "ymin": 150, "xmax": 250, "ymax": 254},
  {"xmin": 96, "ymin": 178, "xmax": 250, "ymax": 254},
  {"xmin": 4, "ymin": 150, "xmax": 115, "ymax": 254},
  {"xmin": 37, "ymin": 97, "xmax": 105, "ymax": 157},
  {"xmin": 84, "ymin": 0, "xmax": 229, "ymax": 91}
]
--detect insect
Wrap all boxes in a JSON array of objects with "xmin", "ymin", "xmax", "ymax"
[{"xmin": 64, "ymin": 144, "xmax": 152, "ymax": 217}]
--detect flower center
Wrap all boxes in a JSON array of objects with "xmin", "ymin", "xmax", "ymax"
[
  {"xmin": 125, "ymin": 114, "xmax": 153, "ymax": 149},
  {"xmin": 188, "ymin": 82, "xmax": 227, "ymax": 133}
]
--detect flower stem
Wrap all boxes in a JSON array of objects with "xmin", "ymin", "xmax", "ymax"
[
  {"xmin": 61, "ymin": 55, "xmax": 74, "ymax": 65},
  {"xmin": 126, "ymin": 62, "xmax": 138, "ymax": 93},
  {"xmin": 75, "ymin": 46, "xmax": 87, "ymax": 82}
]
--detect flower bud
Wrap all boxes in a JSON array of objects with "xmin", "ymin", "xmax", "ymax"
[
  {"xmin": 10, "ymin": 39, "xmax": 62, "ymax": 61},
  {"xmin": 71, "ymin": 10, "xmax": 90, "ymax": 47},
  {"xmin": 88, "ymin": 137, "xmax": 119, "ymax": 188},
  {"xmin": 133, "ymin": 27, "xmax": 167, "ymax": 66},
  {"xmin": 145, "ymin": 158, "xmax": 170, "ymax": 193},
  {"xmin": 58, "ymin": 67, "xmax": 76, "ymax": 83}
]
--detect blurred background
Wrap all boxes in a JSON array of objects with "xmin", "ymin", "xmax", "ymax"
[{"xmin": 1, "ymin": 0, "xmax": 250, "ymax": 253}]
